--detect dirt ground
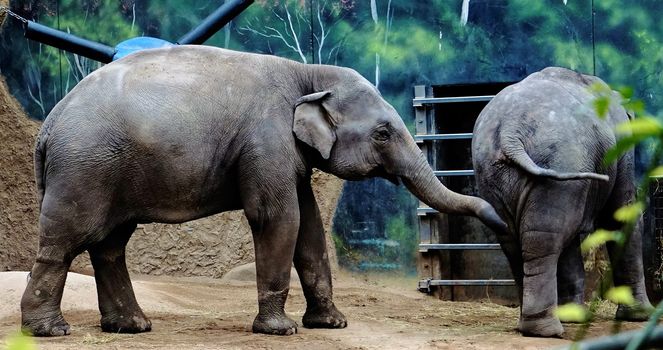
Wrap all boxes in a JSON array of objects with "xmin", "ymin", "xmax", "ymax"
[{"xmin": 0, "ymin": 269, "xmax": 647, "ymax": 350}]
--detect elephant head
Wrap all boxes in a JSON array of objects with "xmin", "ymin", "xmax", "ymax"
[{"xmin": 293, "ymin": 68, "xmax": 507, "ymax": 234}]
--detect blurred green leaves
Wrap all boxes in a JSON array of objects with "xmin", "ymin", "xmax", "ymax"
[
  {"xmin": 555, "ymin": 303, "xmax": 589, "ymax": 323},
  {"xmin": 605, "ymin": 286, "xmax": 636, "ymax": 306},
  {"xmin": 613, "ymin": 202, "xmax": 645, "ymax": 223},
  {"xmin": 4, "ymin": 332, "xmax": 36, "ymax": 350},
  {"xmin": 581, "ymin": 229, "xmax": 623, "ymax": 253},
  {"xmin": 615, "ymin": 117, "xmax": 663, "ymax": 137}
]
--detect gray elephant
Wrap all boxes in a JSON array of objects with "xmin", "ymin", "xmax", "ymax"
[
  {"xmin": 471, "ymin": 67, "xmax": 653, "ymax": 337},
  {"xmin": 21, "ymin": 45, "xmax": 507, "ymax": 337}
]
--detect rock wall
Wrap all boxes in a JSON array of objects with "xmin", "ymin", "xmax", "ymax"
[{"xmin": 0, "ymin": 76, "xmax": 343, "ymax": 276}]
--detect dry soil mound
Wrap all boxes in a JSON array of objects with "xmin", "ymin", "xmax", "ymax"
[
  {"xmin": 0, "ymin": 75, "xmax": 343, "ymax": 277},
  {"xmin": 0, "ymin": 77, "xmax": 40, "ymax": 271}
]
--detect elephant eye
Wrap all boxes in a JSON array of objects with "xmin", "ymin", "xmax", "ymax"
[{"xmin": 372, "ymin": 124, "xmax": 391, "ymax": 142}]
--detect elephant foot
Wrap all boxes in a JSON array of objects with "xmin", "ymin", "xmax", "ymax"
[
  {"xmin": 101, "ymin": 313, "xmax": 152, "ymax": 333},
  {"xmin": 252, "ymin": 313, "xmax": 298, "ymax": 335},
  {"xmin": 615, "ymin": 303, "xmax": 655, "ymax": 322},
  {"xmin": 303, "ymin": 304, "xmax": 347, "ymax": 329},
  {"xmin": 22, "ymin": 314, "xmax": 71, "ymax": 337},
  {"xmin": 518, "ymin": 316, "xmax": 564, "ymax": 338}
]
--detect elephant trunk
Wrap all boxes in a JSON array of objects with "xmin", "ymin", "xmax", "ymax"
[{"xmin": 400, "ymin": 151, "xmax": 508, "ymax": 235}]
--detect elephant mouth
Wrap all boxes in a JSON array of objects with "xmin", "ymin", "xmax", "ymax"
[
  {"xmin": 367, "ymin": 166, "xmax": 400, "ymax": 186},
  {"xmin": 385, "ymin": 174, "xmax": 401, "ymax": 186}
]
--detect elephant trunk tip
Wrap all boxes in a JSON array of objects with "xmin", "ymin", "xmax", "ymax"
[{"xmin": 476, "ymin": 201, "xmax": 509, "ymax": 235}]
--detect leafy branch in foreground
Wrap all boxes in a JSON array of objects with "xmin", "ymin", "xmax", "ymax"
[{"xmin": 556, "ymin": 84, "xmax": 663, "ymax": 348}]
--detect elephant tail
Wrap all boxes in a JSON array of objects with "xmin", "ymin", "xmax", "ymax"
[
  {"xmin": 34, "ymin": 126, "xmax": 48, "ymax": 210},
  {"xmin": 504, "ymin": 143, "xmax": 609, "ymax": 182}
]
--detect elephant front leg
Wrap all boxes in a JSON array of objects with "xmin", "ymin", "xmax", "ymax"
[
  {"xmin": 295, "ymin": 181, "xmax": 347, "ymax": 329},
  {"xmin": 519, "ymin": 230, "xmax": 564, "ymax": 338},
  {"xmin": 246, "ymin": 197, "xmax": 301, "ymax": 335}
]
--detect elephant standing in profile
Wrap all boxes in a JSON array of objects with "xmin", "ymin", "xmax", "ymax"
[
  {"xmin": 21, "ymin": 45, "xmax": 507, "ymax": 337},
  {"xmin": 472, "ymin": 67, "xmax": 653, "ymax": 337}
]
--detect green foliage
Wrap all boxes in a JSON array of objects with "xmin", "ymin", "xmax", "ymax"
[
  {"xmin": 572, "ymin": 80, "xmax": 663, "ymax": 346},
  {"xmin": 649, "ymin": 166, "xmax": 663, "ymax": 177},
  {"xmin": 580, "ymin": 229, "xmax": 623, "ymax": 254},
  {"xmin": 554, "ymin": 303, "xmax": 589, "ymax": 323},
  {"xmin": 4, "ymin": 332, "xmax": 36, "ymax": 350},
  {"xmin": 605, "ymin": 286, "xmax": 635, "ymax": 306},
  {"xmin": 613, "ymin": 202, "xmax": 645, "ymax": 223}
]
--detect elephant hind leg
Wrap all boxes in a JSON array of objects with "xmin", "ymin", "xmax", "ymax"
[
  {"xmin": 519, "ymin": 230, "xmax": 564, "ymax": 338},
  {"xmin": 89, "ymin": 222, "xmax": 151, "ymax": 333},
  {"xmin": 557, "ymin": 235, "xmax": 585, "ymax": 308},
  {"xmin": 21, "ymin": 259, "xmax": 72, "ymax": 336}
]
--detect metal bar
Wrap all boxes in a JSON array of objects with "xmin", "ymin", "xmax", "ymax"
[
  {"xmin": 413, "ymin": 95, "xmax": 494, "ymax": 106},
  {"xmin": 417, "ymin": 207, "xmax": 437, "ymax": 215},
  {"xmin": 426, "ymin": 279, "xmax": 515, "ymax": 286},
  {"xmin": 419, "ymin": 243, "xmax": 501, "ymax": 251},
  {"xmin": 414, "ymin": 133, "xmax": 473, "ymax": 141},
  {"xmin": 177, "ymin": 0, "xmax": 254, "ymax": 45},
  {"xmin": 24, "ymin": 21, "xmax": 116, "ymax": 63},
  {"xmin": 433, "ymin": 170, "xmax": 474, "ymax": 176}
]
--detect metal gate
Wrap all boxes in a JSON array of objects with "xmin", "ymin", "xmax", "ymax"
[{"xmin": 413, "ymin": 83, "xmax": 517, "ymax": 301}]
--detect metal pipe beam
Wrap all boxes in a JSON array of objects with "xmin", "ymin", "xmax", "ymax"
[
  {"xmin": 24, "ymin": 21, "xmax": 116, "ymax": 63},
  {"xmin": 177, "ymin": 0, "xmax": 254, "ymax": 45}
]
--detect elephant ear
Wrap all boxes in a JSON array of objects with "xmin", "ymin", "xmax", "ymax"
[{"xmin": 293, "ymin": 91, "xmax": 335, "ymax": 159}]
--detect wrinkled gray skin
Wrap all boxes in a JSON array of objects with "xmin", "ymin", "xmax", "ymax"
[
  {"xmin": 21, "ymin": 46, "xmax": 507, "ymax": 337},
  {"xmin": 472, "ymin": 67, "xmax": 653, "ymax": 337}
]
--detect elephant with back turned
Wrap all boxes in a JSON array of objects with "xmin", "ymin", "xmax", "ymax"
[
  {"xmin": 472, "ymin": 67, "xmax": 653, "ymax": 337},
  {"xmin": 21, "ymin": 45, "xmax": 507, "ymax": 337}
]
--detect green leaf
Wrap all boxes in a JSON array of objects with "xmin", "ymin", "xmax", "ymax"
[
  {"xmin": 5, "ymin": 332, "xmax": 37, "ymax": 350},
  {"xmin": 594, "ymin": 96, "xmax": 611, "ymax": 119},
  {"xmin": 605, "ymin": 286, "xmax": 635, "ymax": 306},
  {"xmin": 617, "ymin": 86, "xmax": 634, "ymax": 100},
  {"xmin": 649, "ymin": 166, "xmax": 663, "ymax": 178},
  {"xmin": 604, "ymin": 135, "xmax": 646, "ymax": 165},
  {"xmin": 614, "ymin": 202, "xmax": 644, "ymax": 223},
  {"xmin": 581, "ymin": 229, "xmax": 621, "ymax": 253},
  {"xmin": 623, "ymin": 99, "xmax": 645, "ymax": 116},
  {"xmin": 554, "ymin": 303, "xmax": 589, "ymax": 323},
  {"xmin": 614, "ymin": 117, "xmax": 663, "ymax": 137}
]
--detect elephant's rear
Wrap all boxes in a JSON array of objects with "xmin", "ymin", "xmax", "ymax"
[{"xmin": 472, "ymin": 67, "xmax": 620, "ymax": 231}]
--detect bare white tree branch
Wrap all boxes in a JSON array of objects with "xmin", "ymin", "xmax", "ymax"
[
  {"xmin": 461, "ymin": 0, "xmax": 470, "ymax": 26},
  {"xmin": 240, "ymin": 2, "xmax": 345, "ymax": 65}
]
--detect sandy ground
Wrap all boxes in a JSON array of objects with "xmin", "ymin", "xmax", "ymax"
[{"xmin": 0, "ymin": 270, "xmax": 648, "ymax": 350}]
